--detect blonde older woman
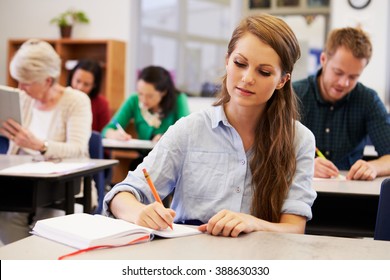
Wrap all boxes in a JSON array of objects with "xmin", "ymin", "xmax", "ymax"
[{"xmin": 0, "ymin": 39, "xmax": 94, "ymax": 245}]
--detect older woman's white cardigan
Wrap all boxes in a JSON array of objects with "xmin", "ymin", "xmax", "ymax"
[{"xmin": 8, "ymin": 87, "xmax": 92, "ymax": 158}]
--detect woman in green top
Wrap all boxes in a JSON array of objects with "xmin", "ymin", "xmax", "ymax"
[{"xmin": 102, "ymin": 66, "xmax": 190, "ymax": 142}]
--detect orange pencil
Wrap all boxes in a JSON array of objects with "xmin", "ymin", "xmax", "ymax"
[{"xmin": 142, "ymin": 168, "xmax": 173, "ymax": 230}]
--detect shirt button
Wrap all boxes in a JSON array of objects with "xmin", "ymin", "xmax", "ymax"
[
  {"xmin": 235, "ymin": 187, "xmax": 241, "ymax": 193},
  {"xmin": 240, "ymin": 159, "xmax": 245, "ymax": 165},
  {"xmin": 325, "ymin": 151, "xmax": 330, "ymax": 156},
  {"xmin": 330, "ymin": 106, "xmax": 334, "ymax": 111},
  {"xmin": 325, "ymin": 128, "xmax": 330, "ymax": 133}
]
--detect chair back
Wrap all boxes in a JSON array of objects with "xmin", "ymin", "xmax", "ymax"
[
  {"xmin": 89, "ymin": 131, "xmax": 105, "ymax": 214},
  {"xmin": 374, "ymin": 178, "xmax": 390, "ymax": 241},
  {"xmin": 0, "ymin": 136, "xmax": 9, "ymax": 154}
]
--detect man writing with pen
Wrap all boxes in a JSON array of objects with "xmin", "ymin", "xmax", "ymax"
[{"xmin": 293, "ymin": 27, "xmax": 390, "ymax": 181}]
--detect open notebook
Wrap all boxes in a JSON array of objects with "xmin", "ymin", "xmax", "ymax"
[{"xmin": 31, "ymin": 213, "xmax": 201, "ymax": 250}]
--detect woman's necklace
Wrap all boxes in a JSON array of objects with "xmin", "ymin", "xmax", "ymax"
[{"xmin": 139, "ymin": 102, "xmax": 162, "ymax": 128}]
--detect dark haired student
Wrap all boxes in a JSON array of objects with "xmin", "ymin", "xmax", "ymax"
[
  {"xmin": 68, "ymin": 59, "xmax": 110, "ymax": 132},
  {"xmin": 102, "ymin": 65, "xmax": 190, "ymax": 143}
]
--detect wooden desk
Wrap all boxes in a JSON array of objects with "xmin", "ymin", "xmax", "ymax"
[
  {"xmin": 1, "ymin": 231, "xmax": 389, "ymax": 260},
  {"xmin": 0, "ymin": 155, "xmax": 118, "ymax": 214},
  {"xmin": 307, "ymin": 172, "xmax": 384, "ymax": 238}
]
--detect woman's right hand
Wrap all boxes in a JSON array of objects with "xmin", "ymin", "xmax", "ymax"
[
  {"xmin": 135, "ymin": 201, "xmax": 176, "ymax": 230},
  {"xmin": 110, "ymin": 192, "xmax": 175, "ymax": 230},
  {"xmin": 0, "ymin": 118, "xmax": 43, "ymax": 151},
  {"xmin": 105, "ymin": 128, "xmax": 132, "ymax": 141}
]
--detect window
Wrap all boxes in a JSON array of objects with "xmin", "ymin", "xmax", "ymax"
[
  {"xmin": 137, "ymin": 0, "xmax": 329, "ymax": 94},
  {"xmin": 246, "ymin": 0, "xmax": 330, "ymax": 14},
  {"xmin": 138, "ymin": 0, "xmax": 232, "ymax": 96}
]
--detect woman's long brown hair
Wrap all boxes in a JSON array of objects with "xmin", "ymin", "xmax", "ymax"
[{"xmin": 214, "ymin": 14, "xmax": 301, "ymax": 222}]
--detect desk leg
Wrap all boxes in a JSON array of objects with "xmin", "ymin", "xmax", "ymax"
[
  {"xmin": 83, "ymin": 176, "xmax": 92, "ymax": 214},
  {"xmin": 65, "ymin": 181, "xmax": 75, "ymax": 214}
]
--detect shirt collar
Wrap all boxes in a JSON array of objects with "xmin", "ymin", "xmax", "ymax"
[{"xmin": 211, "ymin": 105, "xmax": 231, "ymax": 129}]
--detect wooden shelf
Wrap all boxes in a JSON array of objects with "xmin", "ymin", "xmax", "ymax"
[{"xmin": 7, "ymin": 39, "xmax": 126, "ymax": 112}]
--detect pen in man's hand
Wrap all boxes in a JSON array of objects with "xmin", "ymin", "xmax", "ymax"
[
  {"xmin": 142, "ymin": 168, "xmax": 173, "ymax": 230},
  {"xmin": 315, "ymin": 147, "xmax": 326, "ymax": 159}
]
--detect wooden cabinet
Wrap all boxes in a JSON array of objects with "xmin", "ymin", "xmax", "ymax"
[{"xmin": 7, "ymin": 39, "xmax": 126, "ymax": 112}]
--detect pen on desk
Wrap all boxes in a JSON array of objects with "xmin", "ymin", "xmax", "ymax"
[
  {"xmin": 142, "ymin": 168, "xmax": 173, "ymax": 230},
  {"xmin": 315, "ymin": 148, "xmax": 346, "ymax": 180}
]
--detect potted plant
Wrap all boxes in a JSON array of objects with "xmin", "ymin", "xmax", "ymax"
[{"xmin": 50, "ymin": 9, "xmax": 90, "ymax": 38}]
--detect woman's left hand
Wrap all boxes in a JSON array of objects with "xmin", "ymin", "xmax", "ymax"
[
  {"xmin": 198, "ymin": 209, "xmax": 260, "ymax": 237},
  {"xmin": 1, "ymin": 119, "xmax": 42, "ymax": 150}
]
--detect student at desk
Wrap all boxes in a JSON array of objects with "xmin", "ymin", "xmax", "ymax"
[
  {"xmin": 103, "ymin": 14, "xmax": 317, "ymax": 237},
  {"xmin": 293, "ymin": 27, "xmax": 390, "ymax": 181},
  {"xmin": 67, "ymin": 59, "xmax": 110, "ymax": 132},
  {"xmin": 102, "ymin": 66, "xmax": 190, "ymax": 172},
  {"xmin": 102, "ymin": 65, "xmax": 190, "ymax": 143},
  {"xmin": 0, "ymin": 39, "xmax": 93, "ymax": 245}
]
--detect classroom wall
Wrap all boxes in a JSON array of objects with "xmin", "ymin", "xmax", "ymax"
[
  {"xmin": 0, "ymin": 0, "xmax": 133, "ymax": 94},
  {"xmin": 330, "ymin": 0, "xmax": 390, "ymax": 104},
  {"xmin": 0, "ymin": 0, "xmax": 389, "ymax": 105}
]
